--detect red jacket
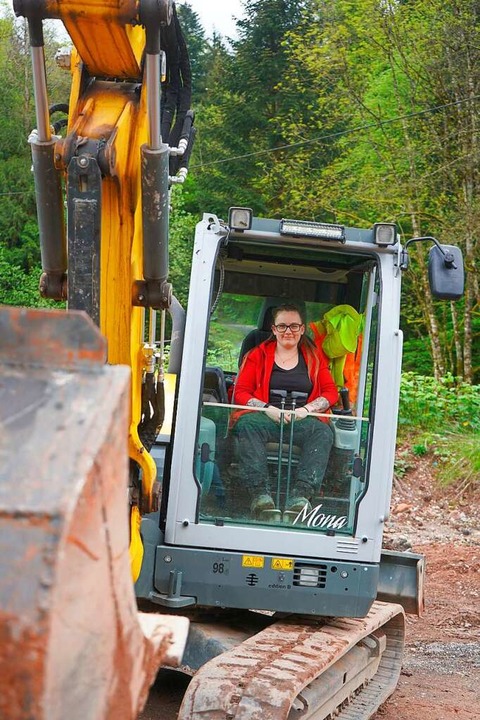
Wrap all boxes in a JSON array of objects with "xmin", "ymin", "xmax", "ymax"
[{"xmin": 233, "ymin": 340, "xmax": 338, "ymax": 424}]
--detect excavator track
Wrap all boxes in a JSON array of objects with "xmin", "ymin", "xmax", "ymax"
[{"xmin": 179, "ymin": 601, "xmax": 404, "ymax": 720}]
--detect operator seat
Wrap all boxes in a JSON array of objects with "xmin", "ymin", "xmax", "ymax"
[
  {"xmin": 238, "ymin": 297, "xmax": 306, "ymax": 366},
  {"xmin": 203, "ymin": 366, "xmax": 228, "ymax": 404}
]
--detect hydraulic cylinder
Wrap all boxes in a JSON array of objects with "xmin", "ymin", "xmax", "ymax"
[
  {"xmin": 136, "ymin": 143, "xmax": 172, "ymax": 308},
  {"xmin": 31, "ymin": 139, "xmax": 67, "ymax": 299}
]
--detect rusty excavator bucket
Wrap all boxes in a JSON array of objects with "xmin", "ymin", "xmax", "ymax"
[{"xmin": 0, "ymin": 306, "xmax": 188, "ymax": 720}]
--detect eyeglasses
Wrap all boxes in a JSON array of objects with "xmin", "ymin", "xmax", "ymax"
[{"xmin": 273, "ymin": 323, "xmax": 303, "ymax": 333}]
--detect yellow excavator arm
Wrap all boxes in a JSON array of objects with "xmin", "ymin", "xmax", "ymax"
[
  {"xmin": 13, "ymin": 0, "xmax": 194, "ymax": 576},
  {"xmin": 0, "ymin": 2, "xmax": 194, "ymax": 716}
]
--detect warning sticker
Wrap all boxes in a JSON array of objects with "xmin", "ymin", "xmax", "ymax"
[
  {"xmin": 242, "ymin": 555, "xmax": 265, "ymax": 568},
  {"xmin": 271, "ymin": 557, "xmax": 294, "ymax": 571}
]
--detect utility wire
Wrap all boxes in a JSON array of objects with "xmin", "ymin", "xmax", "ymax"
[
  {"xmin": 2, "ymin": 94, "xmax": 479, "ymax": 196},
  {"xmin": 0, "ymin": 191, "xmax": 31, "ymax": 196},
  {"xmin": 191, "ymin": 94, "xmax": 480, "ymax": 169}
]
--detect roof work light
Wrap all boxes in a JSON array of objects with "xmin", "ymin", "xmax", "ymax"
[
  {"xmin": 228, "ymin": 207, "xmax": 253, "ymax": 231},
  {"xmin": 373, "ymin": 223, "xmax": 398, "ymax": 246}
]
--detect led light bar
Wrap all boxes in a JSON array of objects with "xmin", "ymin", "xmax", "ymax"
[{"xmin": 280, "ymin": 219, "xmax": 345, "ymax": 242}]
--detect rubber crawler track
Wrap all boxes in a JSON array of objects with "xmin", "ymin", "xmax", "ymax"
[{"xmin": 178, "ymin": 601, "xmax": 405, "ymax": 720}]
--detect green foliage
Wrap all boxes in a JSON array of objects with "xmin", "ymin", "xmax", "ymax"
[
  {"xmin": 207, "ymin": 319, "xmax": 249, "ymax": 371},
  {"xmin": 393, "ymin": 448, "xmax": 414, "ymax": 481},
  {"xmin": 251, "ymin": 0, "xmax": 479, "ymax": 381},
  {"xmin": 398, "ymin": 372, "xmax": 480, "ymax": 432},
  {"xmin": 176, "ymin": 3, "xmax": 211, "ymax": 101},
  {"xmin": 206, "ymin": 339, "xmax": 239, "ymax": 370},
  {"xmin": 190, "ymin": 0, "xmax": 311, "ymax": 218},
  {"xmin": 401, "ymin": 337, "xmax": 434, "ymax": 376},
  {"xmin": 0, "ymin": 244, "xmax": 52, "ymax": 307},
  {"xmin": 168, "ymin": 188, "xmax": 197, "ymax": 307},
  {"xmin": 435, "ymin": 433, "xmax": 480, "ymax": 490},
  {"xmin": 412, "ymin": 443, "xmax": 428, "ymax": 456},
  {"xmin": 0, "ymin": 15, "xmax": 37, "ymax": 257}
]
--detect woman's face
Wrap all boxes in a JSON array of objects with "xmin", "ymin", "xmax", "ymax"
[{"xmin": 272, "ymin": 310, "xmax": 305, "ymax": 350}]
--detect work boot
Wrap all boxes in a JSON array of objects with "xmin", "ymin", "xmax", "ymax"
[
  {"xmin": 258, "ymin": 508, "xmax": 283, "ymax": 523},
  {"xmin": 285, "ymin": 495, "xmax": 311, "ymax": 514},
  {"xmin": 250, "ymin": 493, "xmax": 275, "ymax": 515}
]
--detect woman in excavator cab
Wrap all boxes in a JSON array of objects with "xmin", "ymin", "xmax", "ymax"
[{"xmin": 232, "ymin": 303, "xmax": 338, "ymax": 520}]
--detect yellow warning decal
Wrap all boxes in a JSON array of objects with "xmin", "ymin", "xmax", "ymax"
[
  {"xmin": 242, "ymin": 555, "xmax": 265, "ymax": 568},
  {"xmin": 271, "ymin": 557, "xmax": 294, "ymax": 571}
]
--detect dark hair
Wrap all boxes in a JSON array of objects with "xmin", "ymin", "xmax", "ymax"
[
  {"xmin": 271, "ymin": 303, "xmax": 320, "ymax": 377},
  {"xmin": 272, "ymin": 303, "xmax": 305, "ymax": 324}
]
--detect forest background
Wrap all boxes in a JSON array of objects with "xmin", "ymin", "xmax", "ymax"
[{"xmin": 0, "ymin": 0, "xmax": 479, "ymax": 482}]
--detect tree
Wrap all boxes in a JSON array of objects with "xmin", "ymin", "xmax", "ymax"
[
  {"xmin": 256, "ymin": 0, "xmax": 479, "ymax": 381},
  {"xmin": 176, "ymin": 2, "xmax": 211, "ymax": 101},
  {"xmin": 168, "ymin": 188, "xmax": 197, "ymax": 307},
  {"xmin": 0, "ymin": 13, "xmax": 37, "ymax": 263},
  {"xmin": 190, "ymin": 0, "xmax": 314, "ymax": 218}
]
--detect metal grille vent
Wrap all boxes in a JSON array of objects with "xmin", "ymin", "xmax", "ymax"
[
  {"xmin": 293, "ymin": 563, "xmax": 328, "ymax": 588},
  {"xmin": 336, "ymin": 539, "xmax": 360, "ymax": 555}
]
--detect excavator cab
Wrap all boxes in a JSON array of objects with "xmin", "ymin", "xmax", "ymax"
[
  {"xmin": 200, "ymin": 291, "xmax": 368, "ymax": 534},
  {"xmin": 136, "ymin": 213, "xmax": 426, "ymax": 620}
]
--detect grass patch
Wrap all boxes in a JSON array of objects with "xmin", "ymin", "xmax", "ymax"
[
  {"xmin": 433, "ymin": 433, "xmax": 480, "ymax": 492},
  {"xmin": 397, "ymin": 428, "xmax": 480, "ymax": 495}
]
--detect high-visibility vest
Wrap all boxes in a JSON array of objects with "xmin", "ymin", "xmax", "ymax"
[{"xmin": 309, "ymin": 305, "xmax": 364, "ymax": 405}]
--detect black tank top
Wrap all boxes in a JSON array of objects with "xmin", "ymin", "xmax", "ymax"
[{"xmin": 269, "ymin": 354, "xmax": 313, "ymax": 409}]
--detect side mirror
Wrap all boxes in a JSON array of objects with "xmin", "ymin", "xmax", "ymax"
[{"xmin": 428, "ymin": 244, "xmax": 464, "ymax": 300}]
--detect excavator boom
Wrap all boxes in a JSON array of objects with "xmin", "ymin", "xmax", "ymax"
[{"xmin": 12, "ymin": 0, "xmax": 193, "ymax": 532}]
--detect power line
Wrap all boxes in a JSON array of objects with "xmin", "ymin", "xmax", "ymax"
[
  {"xmin": 0, "ymin": 191, "xmax": 31, "ymax": 196},
  {"xmin": 2, "ymin": 94, "xmax": 478, "ymax": 192},
  {"xmin": 191, "ymin": 94, "xmax": 480, "ymax": 169}
]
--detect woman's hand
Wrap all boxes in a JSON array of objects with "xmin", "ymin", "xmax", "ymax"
[
  {"xmin": 265, "ymin": 405, "xmax": 284, "ymax": 423},
  {"xmin": 294, "ymin": 406, "xmax": 309, "ymax": 421}
]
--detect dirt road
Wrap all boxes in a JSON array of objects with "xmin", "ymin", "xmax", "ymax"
[
  {"xmin": 375, "ymin": 451, "xmax": 480, "ymax": 719},
  {"xmin": 372, "ymin": 543, "xmax": 480, "ymax": 719}
]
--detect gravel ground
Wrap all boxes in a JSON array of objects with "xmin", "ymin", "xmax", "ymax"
[{"xmin": 373, "ymin": 447, "xmax": 480, "ymax": 719}]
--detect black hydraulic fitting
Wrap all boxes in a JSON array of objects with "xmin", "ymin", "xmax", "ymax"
[{"xmin": 132, "ymin": 279, "xmax": 172, "ymax": 310}]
